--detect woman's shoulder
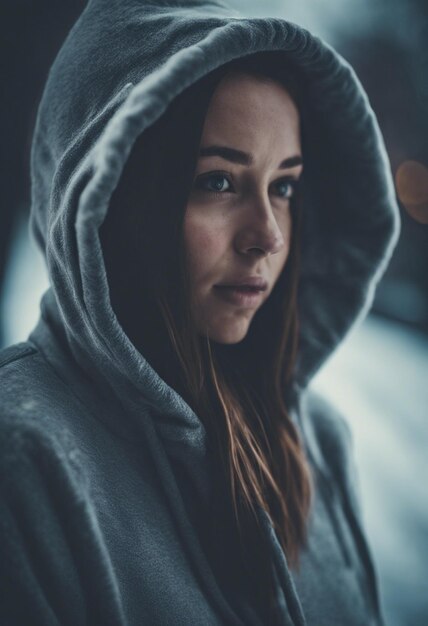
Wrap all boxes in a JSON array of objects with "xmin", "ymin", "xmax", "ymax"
[
  {"xmin": 0, "ymin": 340, "xmax": 55, "ymax": 428},
  {"xmin": 0, "ymin": 344, "xmax": 101, "ymax": 625},
  {"xmin": 0, "ymin": 340, "xmax": 95, "ymax": 476},
  {"xmin": 0, "ymin": 337, "xmax": 143, "ymax": 473},
  {"xmin": 299, "ymin": 387, "xmax": 364, "ymax": 519},
  {"xmin": 0, "ymin": 339, "xmax": 56, "ymax": 392},
  {"xmin": 0, "ymin": 340, "xmax": 71, "ymax": 426},
  {"xmin": 301, "ymin": 388, "xmax": 353, "ymax": 467},
  {"xmin": 0, "ymin": 340, "xmax": 82, "ymax": 472}
]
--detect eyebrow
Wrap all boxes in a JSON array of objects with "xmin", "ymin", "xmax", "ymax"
[{"xmin": 199, "ymin": 145, "xmax": 303, "ymax": 169}]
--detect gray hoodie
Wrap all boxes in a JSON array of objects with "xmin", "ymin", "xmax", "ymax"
[{"xmin": 0, "ymin": 1, "xmax": 400, "ymax": 624}]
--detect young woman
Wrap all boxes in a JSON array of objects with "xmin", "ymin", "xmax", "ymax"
[{"xmin": 0, "ymin": 1, "xmax": 400, "ymax": 625}]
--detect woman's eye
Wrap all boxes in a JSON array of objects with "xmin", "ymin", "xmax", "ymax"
[
  {"xmin": 194, "ymin": 173, "xmax": 233, "ymax": 194},
  {"xmin": 193, "ymin": 173, "xmax": 298, "ymax": 200},
  {"xmin": 273, "ymin": 179, "xmax": 297, "ymax": 199}
]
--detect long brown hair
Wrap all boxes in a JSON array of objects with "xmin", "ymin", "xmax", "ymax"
[{"xmin": 100, "ymin": 51, "xmax": 313, "ymax": 621}]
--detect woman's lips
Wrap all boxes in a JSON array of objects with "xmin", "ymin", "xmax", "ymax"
[{"xmin": 213, "ymin": 285, "xmax": 265, "ymax": 307}]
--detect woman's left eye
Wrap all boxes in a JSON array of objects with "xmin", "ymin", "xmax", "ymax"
[{"xmin": 273, "ymin": 179, "xmax": 297, "ymax": 199}]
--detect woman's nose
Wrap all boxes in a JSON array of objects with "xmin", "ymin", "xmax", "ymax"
[{"xmin": 234, "ymin": 195, "xmax": 286, "ymax": 257}]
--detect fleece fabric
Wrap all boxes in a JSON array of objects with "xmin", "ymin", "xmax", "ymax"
[{"xmin": 0, "ymin": 0, "xmax": 400, "ymax": 624}]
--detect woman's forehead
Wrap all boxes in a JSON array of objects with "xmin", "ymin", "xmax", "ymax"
[{"xmin": 199, "ymin": 76, "xmax": 302, "ymax": 166}]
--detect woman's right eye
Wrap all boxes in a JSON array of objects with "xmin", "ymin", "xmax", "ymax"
[{"xmin": 194, "ymin": 173, "xmax": 234, "ymax": 194}]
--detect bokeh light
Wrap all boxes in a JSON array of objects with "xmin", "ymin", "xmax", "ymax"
[{"xmin": 395, "ymin": 160, "xmax": 428, "ymax": 224}]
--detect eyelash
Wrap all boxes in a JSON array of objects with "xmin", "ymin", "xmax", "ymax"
[{"xmin": 193, "ymin": 171, "xmax": 299, "ymax": 200}]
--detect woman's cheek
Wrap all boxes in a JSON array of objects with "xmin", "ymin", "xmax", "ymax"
[{"xmin": 184, "ymin": 212, "xmax": 226, "ymax": 272}]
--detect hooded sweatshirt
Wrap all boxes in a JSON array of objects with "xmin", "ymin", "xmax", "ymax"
[{"xmin": 0, "ymin": 1, "xmax": 400, "ymax": 625}]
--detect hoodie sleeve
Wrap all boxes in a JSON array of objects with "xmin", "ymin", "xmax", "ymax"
[
  {"xmin": 305, "ymin": 392, "xmax": 366, "ymax": 523},
  {"xmin": 0, "ymin": 422, "xmax": 126, "ymax": 626},
  {"xmin": 302, "ymin": 390, "xmax": 385, "ymax": 624}
]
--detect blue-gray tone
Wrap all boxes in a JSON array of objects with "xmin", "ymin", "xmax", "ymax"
[
  {"xmin": 0, "ymin": 0, "xmax": 400, "ymax": 624},
  {"xmin": 313, "ymin": 314, "xmax": 428, "ymax": 626}
]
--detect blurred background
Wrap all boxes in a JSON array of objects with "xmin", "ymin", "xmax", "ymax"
[{"xmin": 0, "ymin": 1, "xmax": 427, "ymax": 624}]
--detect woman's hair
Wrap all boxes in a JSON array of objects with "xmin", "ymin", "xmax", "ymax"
[{"xmin": 100, "ymin": 51, "xmax": 313, "ymax": 620}]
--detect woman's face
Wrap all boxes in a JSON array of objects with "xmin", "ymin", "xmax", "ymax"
[{"xmin": 183, "ymin": 71, "xmax": 303, "ymax": 344}]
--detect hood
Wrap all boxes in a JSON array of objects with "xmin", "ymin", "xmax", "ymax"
[{"xmin": 29, "ymin": 0, "xmax": 399, "ymax": 422}]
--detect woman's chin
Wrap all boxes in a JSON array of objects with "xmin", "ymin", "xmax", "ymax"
[{"xmin": 202, "ymin": 319, "xmax": 251, "ymax": 345}]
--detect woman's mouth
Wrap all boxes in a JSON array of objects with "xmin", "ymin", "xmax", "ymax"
[{"xmin": 213, "ymin": 285, "xmax": 265, "ymax": 307}]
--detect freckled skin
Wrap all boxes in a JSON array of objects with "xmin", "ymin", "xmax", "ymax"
[{"xmin": 183, "ymin": 71, "xmax": 302, "ymax": 344}]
